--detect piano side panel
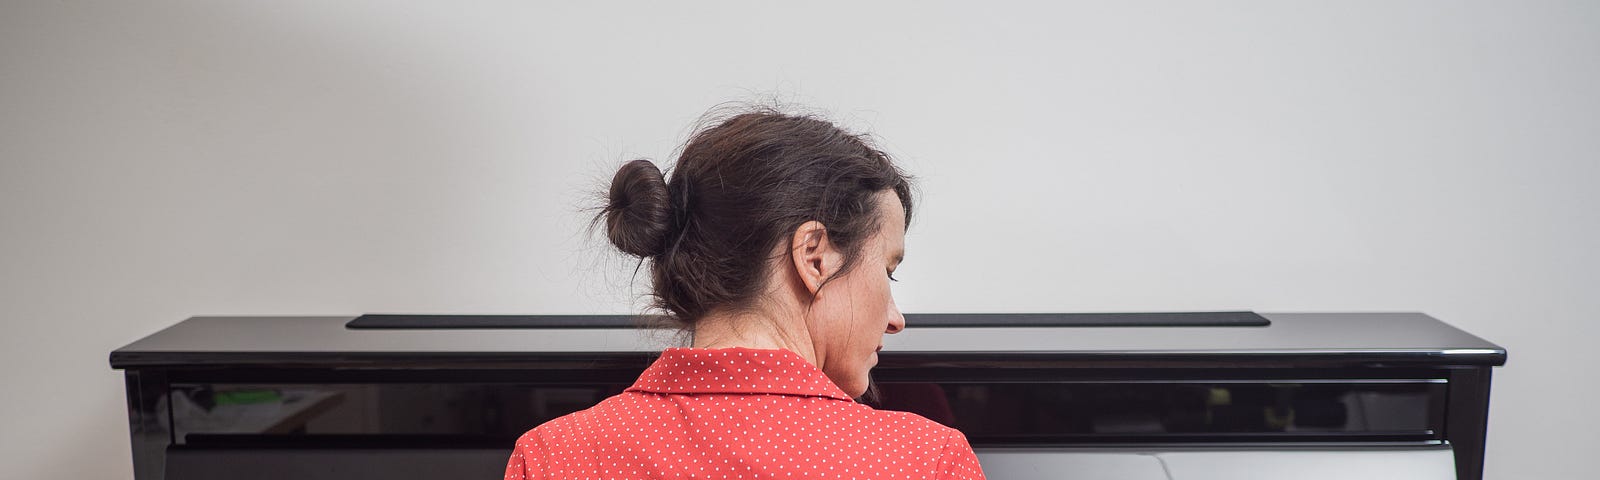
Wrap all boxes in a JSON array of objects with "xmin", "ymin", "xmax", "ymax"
[
  {"xmin": 124, "ymin": 369, "xmax": 171, "ymax": 480},
  {"xmin": 1447, "ymin": 366, "xmax": 1493, "ymax": 480}
]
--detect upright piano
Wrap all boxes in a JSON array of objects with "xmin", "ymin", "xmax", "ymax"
[{"xmin": 110, "ymin": 312, "xmax": 1505, "ymax": 479}]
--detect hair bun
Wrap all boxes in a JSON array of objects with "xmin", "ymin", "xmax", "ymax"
[{"xmin": 604, "ymin": 159, "xmax": 674, "ymax": 257}]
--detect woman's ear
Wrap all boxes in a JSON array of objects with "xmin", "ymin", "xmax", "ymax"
[{"xmin": 790, "ymin": 220, "xmax": 840, "ymax": 298}]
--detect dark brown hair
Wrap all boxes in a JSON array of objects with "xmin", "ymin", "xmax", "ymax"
[{"xmin": 595, "ymin": 108, "xmax": 914, "ymax": 326}]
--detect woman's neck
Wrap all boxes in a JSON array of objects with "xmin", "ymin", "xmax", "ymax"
[{"xmin": 690, "ymin": 309, "xmax": 818, "ymax": 366}]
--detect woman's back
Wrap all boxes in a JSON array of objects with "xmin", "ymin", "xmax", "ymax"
[{"xmin": 504, "ymin": 348, "xmax": 982, "ymax": 479}]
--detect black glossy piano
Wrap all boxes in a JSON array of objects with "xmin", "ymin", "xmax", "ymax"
[{"xmin": 111, "ymin": 312, "xmax": 1504, "ymax": 479}]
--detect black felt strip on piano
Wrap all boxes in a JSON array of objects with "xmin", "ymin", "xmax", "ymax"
[{"xmin": 345, "ymin": 312, "xmax": 1269, "ymax": 329}]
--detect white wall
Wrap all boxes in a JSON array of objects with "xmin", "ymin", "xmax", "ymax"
[{"xmin": 2, "ymin": 1, "xmax": 1594, "ymax": 478}]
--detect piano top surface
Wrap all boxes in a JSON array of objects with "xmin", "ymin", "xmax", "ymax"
[{"xmin": 110, "ymin": 312, "xmax": 1505, "ymax": 369}]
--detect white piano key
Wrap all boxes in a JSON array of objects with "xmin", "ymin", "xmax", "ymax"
[
  {"xmin": 975, "ymin": 450, "xmax": 1170, "ymax": 480},
  {"xmin": 1158, "ymin": 447, "xmax": 1456, "ymax": 480}
]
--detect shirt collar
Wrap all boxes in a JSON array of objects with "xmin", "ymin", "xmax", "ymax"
[{"xmin": 625, "ymin": 347, "xmax": 854, "ymax": 401}]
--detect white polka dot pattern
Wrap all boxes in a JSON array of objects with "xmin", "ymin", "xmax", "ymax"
[{"xmin": 504, "ymin": 347, "xmax": 985, "ymax": 479}]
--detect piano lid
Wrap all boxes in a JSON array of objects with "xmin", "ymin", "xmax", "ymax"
[{"xmin": 109, "ymin": 312, "xmax": 1505, "ymax": 369}]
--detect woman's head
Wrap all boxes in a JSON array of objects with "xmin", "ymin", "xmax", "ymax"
[{"xmin": 597, "ymin": 108, "xmax": 914, "ymax": 396}]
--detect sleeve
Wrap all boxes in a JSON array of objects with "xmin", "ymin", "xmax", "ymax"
[
  {"xmin": 504, "ymin": 430, "xmax": 548, "ymax": 480},
  {"xmin": 934, "ymin": 428, "xmax": 986, "ymax": 480}
]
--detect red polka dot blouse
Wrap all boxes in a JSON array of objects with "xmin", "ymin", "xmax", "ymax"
[{"xmin": 504, "ymin": 347, "xmax": 986, "ymax": 479}]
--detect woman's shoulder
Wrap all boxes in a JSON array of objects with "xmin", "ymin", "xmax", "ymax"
[
  {"xmin": 513, "ymin": 391, "xmax": 636, "ymax": 444},
  {"xmin": 842, "ymin": 401, "xmax": 970, "ymax": 444},
  {"xmin": 846, "ymin": 404, "xmax": 983, "ymax": 476}
]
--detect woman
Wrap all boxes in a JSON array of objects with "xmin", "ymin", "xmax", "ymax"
[{"xmin": 504, "ymin": 108, "xmax": 985, "ymax": 479}]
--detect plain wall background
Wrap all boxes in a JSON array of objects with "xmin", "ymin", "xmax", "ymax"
[{"xmin": 2, "ymin": 1, "xmax": 1595, "ymax": 478}]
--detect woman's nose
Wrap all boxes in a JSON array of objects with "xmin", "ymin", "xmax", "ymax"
[{"xmin": 886, "ymin": 311, "xmax": 905, "ymax": 334}]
